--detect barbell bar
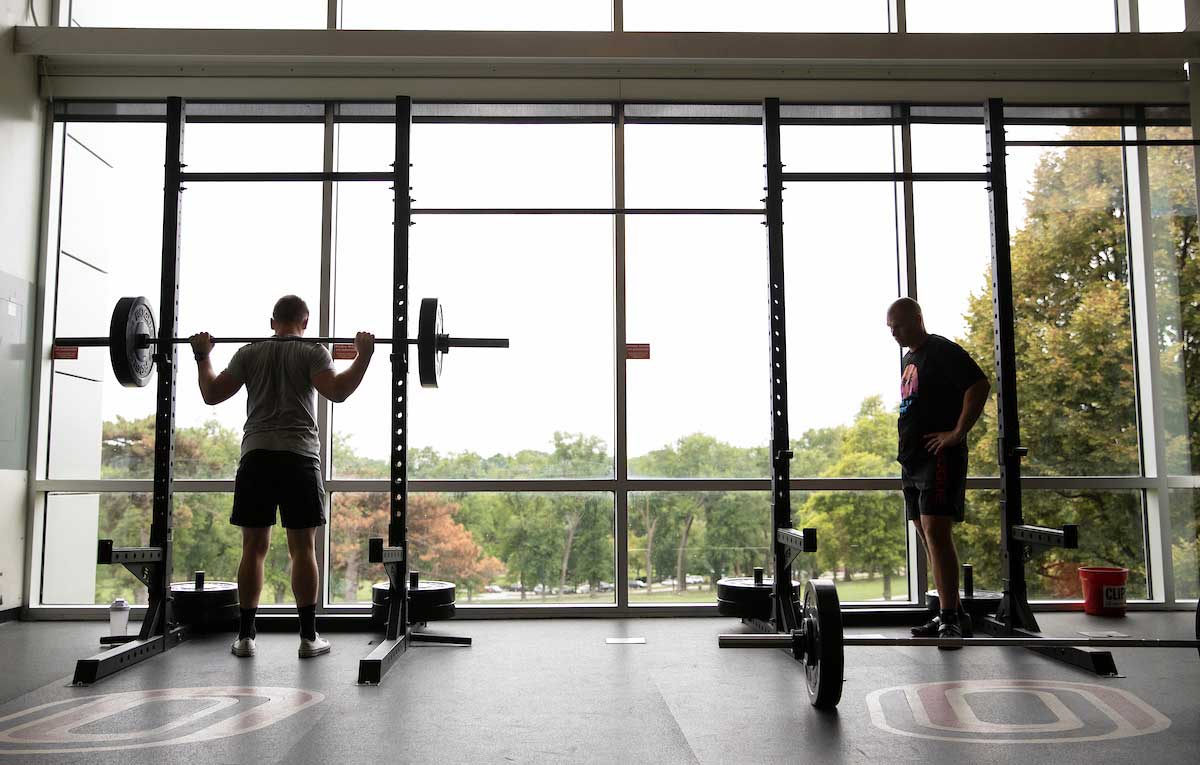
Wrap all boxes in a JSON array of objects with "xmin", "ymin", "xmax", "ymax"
[
  {"xmin": 52, "ymin": 295, "xmax": 509, "ymax": 389},
  {"xmin": 720, "ymin": 579, "xmax": 1200, "ymax": 710},
  {"xmin": 719, "ymin": 634, "xmax": 1200, "ymax": 650}
]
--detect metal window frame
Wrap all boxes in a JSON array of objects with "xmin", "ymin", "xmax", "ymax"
[{"xmin": 24, "ymin": 96, "xmax": 1200, "ymax": 619}]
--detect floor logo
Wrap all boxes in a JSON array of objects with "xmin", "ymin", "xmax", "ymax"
[
  {"xmin": 866, "ymin": 679, "xmax": 1170, "ymax": 744},
  {"xmin": 0, "ymin": 686, "xmax": 323, "ymax": 755}
]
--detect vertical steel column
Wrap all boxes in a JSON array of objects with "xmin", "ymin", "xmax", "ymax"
[
  {"xmin": 763, "ymin": 98, "xmax": 798, "ymax": 631},
  {"xmin": 983, "ymin": 97, "xmax": 1037, "ymax": 632},
  {"xmin": 388, "ymin": 95, "xmax": 413, "ymax": 640},
  {"xmin": 613, "ymin": 103, "xmax": 630, "ymax": 607},
  {"xmin": 143, "ymin": 96, "xmax": 185, "ymax": 639}
]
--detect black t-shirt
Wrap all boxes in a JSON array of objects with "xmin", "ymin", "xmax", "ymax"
[{"xmin": 897, "ymin": 334, "xmax": 987, "ymax": 468}]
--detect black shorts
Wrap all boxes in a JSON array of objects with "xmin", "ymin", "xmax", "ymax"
[
  {"xmin": 231, "ymin": 449, "xmax": 327, "ymax": 529},
  {"xmin": 902, "ymin": 447, "xmax": 967, "ymax": 523}
]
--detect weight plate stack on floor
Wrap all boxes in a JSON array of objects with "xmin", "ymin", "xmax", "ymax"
[
  {"xmin": 170, "ymin": 581, "xmax": 239, "ymax": 632},
  {"xmin": 925, "ymin": 589, "xmax": 1003, "ymax": 621},
  {"xmin": 716, "ymin": 576, "xmax": 799, "ymax": 621},
  {"xmin": 801, "ymin": 579, "xmax": 844, "ymax": 709},
  {"xmin": 372, "ymin": 580, "xmax": 458, "ymax": 626}
]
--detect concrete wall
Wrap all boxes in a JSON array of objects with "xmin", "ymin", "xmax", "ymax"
[{"xmin": 1, "ymin": 0, "xmax": 52, "ymax": 614}]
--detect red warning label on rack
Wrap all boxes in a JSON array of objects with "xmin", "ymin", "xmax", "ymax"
[
  {"xmin": 332, "ymin": 343, "xmax": 358, "ymax": 360},
  {"xmin": 626, "ymin": 343, "xmax": 651, "ymax": 360}
]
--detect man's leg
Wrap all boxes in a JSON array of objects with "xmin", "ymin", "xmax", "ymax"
[
  {"xmin": 286, "ymin": 527, "xmax": 321, "ymax": 646},
  {"xmin": 237, "ymin": 526, "xmax": 271, "ymax": 641},
  {"xmin": 921, "ymin": 514, "xmax": 960, "ymax": 613}
]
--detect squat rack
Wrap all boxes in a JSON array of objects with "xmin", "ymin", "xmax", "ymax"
[{"xmin": 745, "ymin": 97, "xmax": 1200, "ymax": 679}]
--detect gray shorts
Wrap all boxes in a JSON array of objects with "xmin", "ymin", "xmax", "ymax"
[{"xmin": 902, "ymin": 447, "xmax": 967, "ymax": 523}]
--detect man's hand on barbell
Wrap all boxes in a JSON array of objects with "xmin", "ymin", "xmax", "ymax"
[
  {"xmin": 354, "ymin": 331, "xmax": 376, "ymax": 359},
  {"xmin": 189, "ymin": 332, "xmax": 214, "ymax": 358}
]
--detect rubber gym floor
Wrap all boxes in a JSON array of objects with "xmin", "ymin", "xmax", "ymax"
[{"xmin": 0, "ymin": 611, "xmax": 1196, "ymax": 763}]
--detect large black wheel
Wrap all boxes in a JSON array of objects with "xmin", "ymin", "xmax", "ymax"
[{"xmin": 802, "ymin": 579, "xmax": 844, "ymax": 709}]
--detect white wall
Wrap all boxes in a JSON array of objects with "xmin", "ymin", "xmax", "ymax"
[{"xmin": 1, "ymin": 0, "xmax": 52, "ymax": 614}]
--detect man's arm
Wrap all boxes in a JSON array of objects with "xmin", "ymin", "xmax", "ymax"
[
  {"xmin": 190, "ymin": 333, "xmax": 244, "ymax": 405},
  {"xmin": 312, "ymin": 332, "xmax": 375, "ymax": 403},
  {"xmin": 924, "ymin": 378, "xmax": 990, "ymax": 454}
]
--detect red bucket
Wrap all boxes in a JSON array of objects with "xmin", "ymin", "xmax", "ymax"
[{"xmin": 1079, "ymin": 567, "xmax": 1129, "ymax": 616}]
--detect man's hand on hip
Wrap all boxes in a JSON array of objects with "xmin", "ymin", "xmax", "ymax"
[{"xmin": 924, "ymin": 430, "xmax": 964, "ymax": 454}]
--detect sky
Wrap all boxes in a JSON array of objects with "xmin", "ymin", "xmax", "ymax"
[{"xmin": 45, "ymin": 1, "xmax": 1184, "ymax": 477}]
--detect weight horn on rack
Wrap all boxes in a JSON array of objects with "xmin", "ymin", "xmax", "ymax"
[{"xmin": 55, "ymin": 296, "xmax": 509, "ymax": 389}]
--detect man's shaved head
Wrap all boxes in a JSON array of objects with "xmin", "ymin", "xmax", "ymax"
[
  {"xmin": 886, "ymin": 297, "xmax": 928, "ymax": 350},
  {"xmin": 887, "ymin": 297, "xmax": 922, "ymax": 320}
]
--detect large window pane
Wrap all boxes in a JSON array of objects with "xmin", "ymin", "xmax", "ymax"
[
  {"xmin": 329, "ymin": 492, "xmax": 614, "ymax": 605},
  {"xmin": 1140, "ymin": 0, "xmax": 1186, "ymax": 31},
  {"xmin": 956, "ymin": 490, "xmax": 1147, "ymax": 601},
  {"xmin": 625, "ymin": 1, "xmax": 891, "ymax": 31},
  {"xmin": 50, "ymin": 123, "xmax": 164, "ymax": 479},
  {"xmin": 176, "ymin": 183, "xmax": 324, "ymax": 478},
  {"xmin": 1169, "ymin": 488, "xmax": 1200, "ymax": 600},
  {"xmin": 1148, "ymin": 127, "xmax": 1200, "ymax": 476},
  {"xmin": 333, "ymin": 206, "xmax": 614, "ymax": 478},
  {"xmin": 906, "ymin": 1, "xmax": 1115, "ymax": 32},
  {"xmin": 783, "ymin": 183, "xmax": 901, "ymax": 478},
  {"xmin": 909, "ymin": 123, "xmax": 985, "ymax": 174},
  {"xmin": 331, "ymin": 121, "xmax": 613, "ymax": 478},
  {"xmin": 183, "ymin": 123, "xmax": 325, "ymax": 174},
  {"xmin": 43, "ymin": 492, "xmax": 295, "ymax": 606},
  {"xmin": 913, "ymin": 181, "xmax": 997, "ymax": 478},
  {"xmin": 1003, "ymin": 128, "xmax": 1139, "ymax": 476},
  {"xmin": 340, "ymin": 1, "xmax": 610, "ymax": 30},
  {"xmin": 626, "ymin": 217, "xmax": 769, "ymax": 477},
  {"xmin": 69, "ymin": 0, "xmax": 326, "ymax": 28},
  {"xmin": 629, "ymin": 492, "xmax": 770, "ymax": 605},
  {"xmin": 782, "ymin": 124, "xmax": 899, "ymax": 174},
  {"xmin": 624, "ymin": 124, "xmax": 761, "ymax": 209},
  {"xmin": 795, "ymin": 491, "xmax": 911, "ymax": 602}
]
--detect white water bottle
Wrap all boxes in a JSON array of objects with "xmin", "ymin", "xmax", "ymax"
[{"xmin": 109, "ymin": 598, "xmax": 130, "ymax": 637}]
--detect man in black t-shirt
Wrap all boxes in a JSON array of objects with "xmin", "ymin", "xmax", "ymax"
[{"xmin": 887, "ymin": 297, "xmax": 990, "ymax": 647}]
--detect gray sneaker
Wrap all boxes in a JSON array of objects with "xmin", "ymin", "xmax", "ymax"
[
  {"xmin": 231, "ymin": 637, "xmax": 256, "ymax": 658},
  {"xmin": 937, "ymin": 619, "xmax": 964, "ymax": 651},
  {"xmin": 298, "ymin": 633, "xmax": 331, "ymax": 658}
]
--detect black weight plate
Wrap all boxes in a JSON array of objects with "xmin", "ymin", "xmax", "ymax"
[
  {"xmin": 170, "ymin": 581, "xmax": 239, "ymax": 629},
  {"xmin": 925, "ymin": 589, "xmax": 1003, "ymax": 621},
  {"xmin": 716, "ymin": 577, "xmax": 799, "ymax": 621},
  {"xmin": 372, "ymin": 580, "xmax": 458, "ymax": 624},
  {"xmin": 418, "ymin": 297, "xmax": 443, "ymax": 388},
  {"xmin": 110, "ymin": 296, "xmax": 157, "ymax": 388},
  {"xmin": 802, "ymin": 579, "xmax": 844, "ymax": 709}
]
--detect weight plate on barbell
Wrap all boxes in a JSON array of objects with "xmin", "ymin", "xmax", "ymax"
[
  {"xmin": 801, "ymin": 579, "xmax": 844, "ymax": 709},
  {"xmin": 110, "ymin": 296, "xmax": 157, "ymax": 388},
  {"xmin": 716, "ymin": 576, "xmax": 799, "ymax": 622},
  {"xmin": 371, "ymin": 580, "xmax": 457, "ymax": 625},
  {"xmin": 418, "ymin": 297, "xmax": 443, "ymax": 388}
]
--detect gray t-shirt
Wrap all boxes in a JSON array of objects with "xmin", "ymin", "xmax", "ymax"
[{"xmin": 225, "ymin": 339, "xmax": 335, "ymax": 459}]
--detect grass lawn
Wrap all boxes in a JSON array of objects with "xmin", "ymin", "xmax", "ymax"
[{"xmin": 334, "ymin": 576, "xmax": 909, "ymax": 606}]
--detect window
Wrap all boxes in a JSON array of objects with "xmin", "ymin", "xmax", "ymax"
[
  {"xmin": 795, "ymin": 492, "xmax": 911, "ymax": 602},
  {"xmin": 629, "ymin": 492, "xmax": 770, "ymax": 604},
  {"xmin": 1139, "ymin": 0, "xmax": 1186, "ymax": 31},
  {"xmin": 50, "ymin": 123, "xmax": 164, "ymax": 480},
  {"xmin": 956, "ymin": 490, "xmax": 1147, "ymax": 601},
  {"xmin": 43, "ymin": 492, "xmax": 295, "ymax": 606},
  {"xmin": 68, "ymin": 0, "xmax": 326, "ymax": 28},
  {"xmin": 339, "ymin": 1, "xmax": 610, "ymax": 30},
  {"xmin": 905, "ymin": 1, "xmax": 1116, "ymax": 32},
  {"xmin": 329, "ymin": 492, "xmax": 615, "ymax": 605},
  {"xmin": 331, "ymin": 122, "xmax": 614, "ymax": 478},
  {"xmin": 1004, "ymin": 126, "xmax": 1140, "ymax": 476},
  {"xmin": 1169, "ymin": 488, "xmax": 1200, "ymax": 600},
  {"xmin": 624, "ymin": 1, "xmax": 891, "ymax": 32}
]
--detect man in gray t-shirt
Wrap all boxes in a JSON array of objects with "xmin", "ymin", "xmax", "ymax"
[{"xmin": 189, "ymin": 294, "xmax": 374, "ymax": 660}]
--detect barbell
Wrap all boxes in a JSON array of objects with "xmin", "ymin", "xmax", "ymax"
[
  {"xmin": 720, "ymin": 580, "xmax": 1200, "ymax": 709},
  {"xmin": 53, "ymin": 296, "xmax": 509, "ymax": 389}
]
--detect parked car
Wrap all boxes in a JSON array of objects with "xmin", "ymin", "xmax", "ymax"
[
  {"xmin": 685, "ymin": 575, "xmax": 705, "ymax": 585},
  {"xmin": 629, "ymin": 579, "xmax": 647, "ymax": 589},
  {"xmin": 484, "ymin": 584, "xmax": 504, "ymax": 594},
  {"xmin": 597, "ymin": 581, "xmax": 614, "ymax": 592}
]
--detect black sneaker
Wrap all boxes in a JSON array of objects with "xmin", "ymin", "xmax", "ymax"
[
  {"xmin": 937, "ymin": 619, "xmax": 964, "ymax": 650},
  {"xmin": 911, "ymin": 615, "xmax": 942, "ymax": 638},
  {"xmin": 912, "ymin": 610, "xmax": 973, "ymax": 638}
]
